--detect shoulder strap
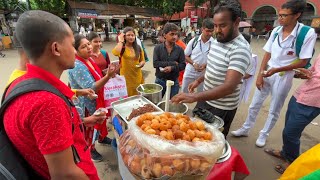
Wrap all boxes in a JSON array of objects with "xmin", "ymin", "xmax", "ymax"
[
  {"xmin": 272, "ymin": 26, "xmax": 282, "ymax": 42},
  {"xmin": 100, "ymin": 50, "xmax": 111, "ymax": 65},
  {"xmin": 1, "ymin": 78, "xmax": 73, "ymax": 129},
  {"xmin": 1, "ymin": 78, "xmax": 72, "ymax": 108},
  {"xmin": 100, "ymin": 50, "xmax": 107, "ymax": 59},
  {"xmin": 191, "ymin": 36, "xmax": 199, "ymax": 50},
  {"xmin": 0, "ymin": 78, "xmax": 81, "ymax": 164},
  {"xmin": 296, "ymin": 25, "xmax": 311, "ymax": 58}
]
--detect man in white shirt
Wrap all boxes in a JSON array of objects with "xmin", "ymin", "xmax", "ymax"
[
  {"xmin": 79, "ymin": 25, "xmax": 86, "ymax": 37},
  {"xmin": 239, "ymin": 54, "xmax": 257, "ymax": 103},
  {"xmin": 231, "ymin": 0, "xmax": 317, "ymax": 147},
  {"xmin": 182, "ymin": 19, "xmax": 214, "ymax": 93}
]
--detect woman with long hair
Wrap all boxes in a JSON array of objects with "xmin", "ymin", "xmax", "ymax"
[
  {"xmin": 87, "ymin": 32, "xmax": 110, "ymax": 72},
  {"xmin": 68, "ymin": 34, "xmax": 118, "ymax": 162},
  {"xmin": 112, "ymin": 26, "xmax": 145, "ymax": 96}
]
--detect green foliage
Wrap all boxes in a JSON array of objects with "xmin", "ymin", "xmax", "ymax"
[
  {"xmin": 77, "ymin": 0, "xmax": 186, "ymax": 17},
  {"xmin": 0, "ymin": 0, "xmax": 21, "ymax": 10},
  {"xmin": 162, "ymin": 0, "xmax": 186, "ymax": 17},
  {"xmin": 30, "ymin": 0, "xmax": 66, "ymax": 17},
  {"xmin": 0, "ymin": 0, "xmax": 199, "ymax": 19}
]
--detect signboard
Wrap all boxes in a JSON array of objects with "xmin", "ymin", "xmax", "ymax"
[
  {"xmin": 190, "ymin": 11, "xmax": 198, "ymax": 23},
  {"xmin": 191, "ymin": 16, "xmax": 198, "ymax": 23},
  {"xmin": 76, "ymin": 9, "xmax": 98, "ymax": 19},
  {"xmin": 181, "ymin": 17, "xmax": 191, "ymax": 29},
  {"xmin": 112, "ymin": 15, "xmax": 127, "ymax": 19},
  {"xmin": 97, "ymin": 15, "xmax": 112, "ymax": 19}
]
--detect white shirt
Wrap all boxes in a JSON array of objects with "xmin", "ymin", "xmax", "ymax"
[
  {"xmin": 263, "ymin": 22, "xmax": 317, "ymax": 68},
  {"xmin": 136, "ymin": 37, "xmax": 142, "ymax": 47},
  {"xmin": 184, "ymin": 35, "xmax": 214, "ymax": 77},
  {"xmin": 240, "ymin": 54, "xmax": 258, "ymax": 102}
]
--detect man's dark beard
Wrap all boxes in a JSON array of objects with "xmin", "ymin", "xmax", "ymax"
[{"xmin": 216, "ymin": 27, "xmax": 234, "ymax": 43}]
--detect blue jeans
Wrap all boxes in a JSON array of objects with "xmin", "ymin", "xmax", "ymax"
[
  {"xmin": 281, "ymin": 96, "xmax": 320, "ymax": 162},
  {"xmin": 155, "ymin": 78, "xmax": 179, "ymax": 99}
]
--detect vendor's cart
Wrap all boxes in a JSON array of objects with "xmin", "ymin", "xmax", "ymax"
[
  {"xmin": 110, "ymin": 95, "xmax": 163, "ymax": 179},
  {"xmin": 110, "ymin": 95, "xmax": 250, "ymax": 180}
]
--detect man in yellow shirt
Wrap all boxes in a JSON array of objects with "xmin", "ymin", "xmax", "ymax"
[{"xmin": 7, "ymin": 47, "xmax": 29, "ymax": 85}]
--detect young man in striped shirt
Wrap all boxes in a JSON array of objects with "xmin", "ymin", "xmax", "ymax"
[{"xmin": 171, "ymin": 0, "xmax": 251, "ymax": 137}]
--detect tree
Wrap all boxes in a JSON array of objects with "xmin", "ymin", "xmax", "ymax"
[
  {"xmin": 78, "ymin": 0, "xmax": 186, "ymax": 20},
  {"xmin": 0, "ymin": 0, "xmax": 20, "ymax": 10},
  {"xmin": 30, "ymin": 0, "xmax": 66, "ymax": 17},
  {"xmin": 161, "ymin": 0, "xmax": 186, "ymax": 20}
]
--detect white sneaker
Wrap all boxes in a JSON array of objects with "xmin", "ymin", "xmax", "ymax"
[
  {"xmin": 256, "ymin": 134, "xmax": 268, "ymax": 147},
  {"xmin": 231, "ymin": 128, "xmax": 249, "ymax": 137}
]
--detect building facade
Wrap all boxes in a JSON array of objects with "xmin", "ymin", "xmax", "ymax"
[
  {"xmin": 241, "ymin": 0, "xmax": 319, "ymax": 18},
  {"xmin": 171, "ymin": 1, "xmax": 319, "ymax": 33},
  {"xmin": 240, "ymin": 0, "xmax": 320, "ymax": 32}
]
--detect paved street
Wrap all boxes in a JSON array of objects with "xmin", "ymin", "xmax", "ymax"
[{"xmin": 0, "ymin": 38, "xmax": 319, "ymax": 180}]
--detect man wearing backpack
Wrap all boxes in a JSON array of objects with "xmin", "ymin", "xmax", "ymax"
[
  {"xmin": 182, "ymin": 19, "xmax": 214, "ymax": 93},
  {"xmin": 231, "ymin": 0, "xmax": 317, "ymax": 147},
  {"xmin": 2, "ymin": 10, "xmax": 101, "ymax": 179}
]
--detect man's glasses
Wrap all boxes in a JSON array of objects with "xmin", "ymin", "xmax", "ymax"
[{"xmin": 278, "ymin": 13, "xmax": 294, "ymax": 19}]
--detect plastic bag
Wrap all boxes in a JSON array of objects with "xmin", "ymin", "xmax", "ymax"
[
  {"xmin": 104, "ymin": 75, "xmax": 128, "ymax": 108},
  {"xmin": 119, "ymin": 112, "xmax": 225, "ymax": 179}
]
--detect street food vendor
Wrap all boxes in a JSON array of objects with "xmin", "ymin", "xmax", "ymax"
[{"xmin": 171, "ymin": 0, "xmax": 251, "ymax": 137}]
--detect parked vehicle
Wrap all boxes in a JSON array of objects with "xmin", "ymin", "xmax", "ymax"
[{"xmin": 151, "ymin": 30, "xmax": 159, "ymax": 44}]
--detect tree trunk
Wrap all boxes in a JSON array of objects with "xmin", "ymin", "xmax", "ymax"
[{"xmin": 26, "ymin": 0, "xmax": 32, "ymax": 10}]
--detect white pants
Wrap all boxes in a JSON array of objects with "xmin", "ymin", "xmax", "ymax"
[
  {"xmin": 242, "ymin": 72, "xmax": 294, "ymax": 136},
  {"xmin": 181, "ymin": 75, "xmax": 204, "ymax": 93}
]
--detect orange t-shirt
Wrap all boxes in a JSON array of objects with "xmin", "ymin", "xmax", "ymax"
[{"xmin": 176, "ymin": 40, "xmax": 186, "ymax": 50}]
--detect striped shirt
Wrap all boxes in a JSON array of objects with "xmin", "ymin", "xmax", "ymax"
[{"xmin": 204, "ymin": 34, "xmax": 251, "ymax": 110}]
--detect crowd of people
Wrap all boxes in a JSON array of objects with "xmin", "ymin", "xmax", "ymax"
[{"xmin": 0, "ymin": 0, "xmax": 319, "ymax": 179}]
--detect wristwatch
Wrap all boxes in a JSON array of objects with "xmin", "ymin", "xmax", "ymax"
[{"xmin": 192, "ymin": 62, "xmax": 196, "ymax": 66}]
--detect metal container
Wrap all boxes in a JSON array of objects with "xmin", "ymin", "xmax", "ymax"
[
  {"xmin": 157, "ymin": 101, "xmax": 188, "ymax": 114},
  {"xmin": 211, "ymin": 115, "xmax": 225, "ymax": 131},
  {"xmin": 136, "ymin": 83, "xmax": 163, "ymax": 104},
  {"xmin": 111, "ymin": 95, "xmax": 163, "ymax": 124},
  {"xmin": 216, "ymin": 141, "xmax": 231, "ymax": 163}
]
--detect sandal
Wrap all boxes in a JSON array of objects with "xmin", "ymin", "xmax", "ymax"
[
  {"xmin": 264, "ymin": 148, "xmax": 285, "ymax": 161},
  {"xmin": 274, "ymin": 163, "xmax": 290, "ymax": 174}
]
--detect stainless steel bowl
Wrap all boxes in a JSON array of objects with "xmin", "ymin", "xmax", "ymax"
[
  {"xmin": 157, "ymin": 101, "xmax": 188, "ymax": 114},
  {"xmin": 211, "ymin": 115, "xmax": 225, "ymax": 130},
  {"xmin": 216, "ymin": 141, "xmax": 231, "ymax": 163},
  {"xmin": 136, "ymin": 83, "xmax": 163, "ymax": 104}
]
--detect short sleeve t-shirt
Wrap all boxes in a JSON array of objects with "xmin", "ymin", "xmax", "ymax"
[
  {"xmin": 263, "ymin": 22, "xmax": 317, "ymax": 68},
  {"xmin": 204, "ymin": 34, "xmax": 251, "ymax": 110},
  {"xmin": 4, "ymin": 64, "xmax": 99, "ymax": 180}
]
